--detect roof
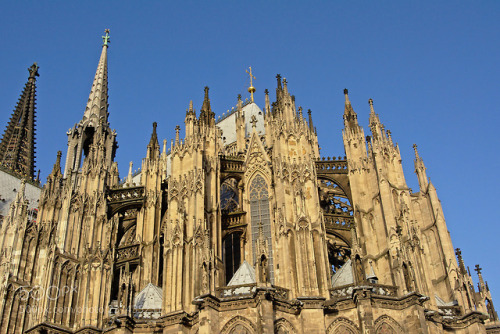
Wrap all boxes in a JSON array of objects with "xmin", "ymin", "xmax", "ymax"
[
  {"xmin": 134, "ymin": 283, "xmax": 163, "ymax": 310},
  {"xmin": 228, "ymin": 260, "xmax": 256, "ymax": 286},
  {"xmin": 331, "ymin": 259, "xmax": 354, "ymax": 287}
]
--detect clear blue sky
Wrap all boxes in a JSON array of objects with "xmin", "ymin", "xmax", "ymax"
[{"xmin": 1, "ymin": 2, "xmax": 499, "ymax": 303}]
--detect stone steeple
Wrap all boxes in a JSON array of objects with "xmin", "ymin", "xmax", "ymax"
[
  {"xmin": 64, "ymin": 29, "xmax": 117, "ymax": 178},
  {"xmin": 83, "ymin": 29, "xmax": 110, "ymax": 122},
  {"xmin": 0, "ymin": 63, "xmax": 39, "ymax": 179}
]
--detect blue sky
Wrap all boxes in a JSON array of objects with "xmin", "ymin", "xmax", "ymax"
[{"xmin": 1, "ymin": 2, "xmax": 499, "ymax": 303}]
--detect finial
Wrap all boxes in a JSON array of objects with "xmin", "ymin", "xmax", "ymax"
[
  {"xmin": 475, "ymin": 264, "xmax": 482, "ymax": 275},
  {"xmin": 344, "ymin": 88, "xmax": 350, "ymax": 104},
  {"xmin": 152, "ymin": 122, "xmax": 157, "ymax": 133},
  {"xmin": 102, "ymin": 29, "xmax": 111, "ymax": 47},
  {"xmin": 237, "ymin": 94, "xmax": 242, "ymax": 101},
  {"xmin": 368, "ymin": 98, "xmax": 375, "ymax": 114},
  {"xmin": 276, "ymin": 74, "xmax": 282, "ymax": 90},
  {"xmin": 264, "ymin": 88, "xmax": 269, "ymax": 95},
  {"xmin": 413, "ymin": 144, "xmax": 420, "ymax": 158},
  {"xmin": 201, "ymin": 86, "xmax": 211, "ymax": 113},
  {"xmin": 189, "ymin": 100, "xmax": 194, "ymax": 112},
  {"xmin": 246, "ymin": 67, "xmax": 256, "ymax": 102},
  {"xmin": 28, "ymin": 62, "xmax": 40, "ymax": 80}
]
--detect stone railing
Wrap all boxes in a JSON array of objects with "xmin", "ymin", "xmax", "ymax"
[
  {"xmin": 222, "ymin": 211, "xmax": 246, "ymax": 229},
  {"xmin": 329, "ymin": 282, "xmax": 398, "ymax": 300},
  {"xmin": 329, "ymin": 283, "xmax": 355, "ymax": 300},
  {"xmin": 107, "ymin": 186, "xmax": 144, "ymax": 204},
  {"xmin": 315, "ymin": 157, "xmax": 348, "ymax": 174},
  {"xmin": 369, "ymin": 283, "xmax": 398, "ymax": 297},
  {"xmin": 116, "ymin": 244, "xmax": 140, "ymax": 263},
  {"xmin": 216, "ymin": 283, "xmax": 257, "ymax": 298},
  {"xmin": 134, "ymin": 308, "xmax": 162, "ymax": 319},
  {"xmin": 273, "ymin": 286, "xmax": 290, "ymax": 300},
  {"xmin": 324, "ymin": 214, "xmax": 354, "ymax": 230},
  {"xmin": 220, "ymin": 156, "xmax": 244, "ymax": 173},
  {"xmin": 438, "ymin": 305, "xmax": 461, "ymax": 317}
]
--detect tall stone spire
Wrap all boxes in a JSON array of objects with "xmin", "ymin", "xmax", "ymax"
[
  {"xmin": 63, "ymin": 30, "xmax": 117, "ymax": 178},
  {"xmin": 0, "ymin": 63, "xmax": 39, "ymax": 179},
  {"xmin": 83, "ymin": 29, "xmax": 110, "ymax": 122}
]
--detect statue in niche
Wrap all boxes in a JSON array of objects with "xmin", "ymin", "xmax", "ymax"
[
  {"xmin": 259, "ymin": 255, "xmax": 269, "ymax": 283},
  {"xmin": 355, "ymin": 256, "xmax": 364, "ymax": 284}
]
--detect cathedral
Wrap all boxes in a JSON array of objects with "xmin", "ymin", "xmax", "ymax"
[{"xmin": 0, "ymin": 30, "xmax": 498, "ymax": 334}]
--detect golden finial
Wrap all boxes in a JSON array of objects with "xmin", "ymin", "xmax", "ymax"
[{"xmin": 246, "ymin": 67, "xmax": 256, "ymax": 102}]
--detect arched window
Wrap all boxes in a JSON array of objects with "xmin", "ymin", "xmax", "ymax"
[
  {"xmin": 249, "ymin": 174, "xmax": 274, "ymax": 283},
  {"xmin": 327, "ymin": 237, "xmax": 351, "ymax": 275},
  {"xmin": 223, "ymin": 233, "xmax": 241, "ymax": 284},
  {"xmin": 221, "ymin": 178, "xmax": 239, "ymax": 213}
]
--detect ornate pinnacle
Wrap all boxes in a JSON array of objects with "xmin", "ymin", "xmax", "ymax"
[
  {"xmin": 475, "ymin": 264, "xmax": 482, "ymax": 275},
  {"xmin": 28, "ymin": 62, "xmax": 39, "ymax": 81},
  {"xmin": 264, "ymin": 89, "xmax": 269, "ymax": 95},
  {"xmin": 102, "ymin": 29, "xmax": 111, "ymax": 47},
  {"xmin": 413, "ymin": 144, "xmax": 420, "ymax": 159},
  {"xmin": 344, "ymin": 88, "xmax": 350, "ymax": 105},
  {"xmin": 368, "ymin": 98, "xmax": 376, "ymax": 115}
]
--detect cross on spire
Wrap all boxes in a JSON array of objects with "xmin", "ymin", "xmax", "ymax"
[
  {"xmin": 475, "ymin": 264, "xmax": 482, "ymax": 275},
  {"xmin": 246, "ymin": 67, "xmax": 256, "ymax": 102},
  {"xmin": 102, "ymin": 29, "xmax": 110, "ymax": 47}
]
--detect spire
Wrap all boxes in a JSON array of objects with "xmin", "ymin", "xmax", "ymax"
[
  {"xmin": 83, "ymin": 29, "xmax": 110, "ymax": 122},
  {"xmin": 147, "ymin": 122, "xmax": 159, "ymax": 160},
  {"xmin": 201, "ymin": 86, "xmax": 211, "ymax": 113},
  {"xmin": 368, "ymin": 98, "xmax": 385, "ymax": 141},
  {"xmin": 199, "ymin": 86, "xmax": 215, "ymax": 125},
  {"xmin": 455, "ymin": 248, "xmax": 467, "ymax": 275},
  {"xmin": 186, "ymin": 100, "xmax": 195, "ymax": 116},
  {"xmin": 413, "ymin": 144, "xmax": 429, "ymax": 191},
  {"xmin": 308, "ymin": 109, "xmax": 314, "ymax": 133},
  {"xmin": 175, "ymin": 125, "xmax": 180, "ymax": 145},
  {"xmin": 368, "ymin": 98, "xmax": 380, "ymax": 125},
  {"xmin": 51, "ymin": 151, "xmax": 62, "ymax": 175},
  {"xmin": 126, "ymin": 161, "xmax": 133, "ymax": 186},
  {"xmin": 475, "ymin": 264, "xmax": 486, "ymax": 292},
  {"xmin": 0, "ymin": 62, "xmax": 39, "ymax": 179},
  {"xmin": 342, "ymin": 89, "xmax": 358, "ymax": 129}
]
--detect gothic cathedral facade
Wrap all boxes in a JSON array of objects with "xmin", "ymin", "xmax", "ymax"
[{"xmin": 0, "ymin": 32, "xmax": 498, "ymax": 334}]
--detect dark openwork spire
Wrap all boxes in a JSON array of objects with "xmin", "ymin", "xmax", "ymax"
[
  {"xmin": 0, "ymin": 62, "xmax": 39, "ymax": 179},
  {"xmin": 147, "ymin": 122, "xmax": 160, "ymax": 160},
  {"xmin": 199, "ymin": 86, "xmax": 215, "ymax": 125}
]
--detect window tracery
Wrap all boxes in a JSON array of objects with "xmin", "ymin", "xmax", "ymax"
[
  {"xmin": 249, "ymin": 174, "xmax": 274, "ymax": 283},
  {"xmin": 318, "ymin": 179, "xmax": 353, "ymax": 216},
  {"xmin": 221, "ymin": 178, "xmax": 239, "ymax": 213}
]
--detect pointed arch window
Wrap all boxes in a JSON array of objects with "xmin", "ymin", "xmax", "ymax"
[{"xmin": 249, "ymin": 174, "xmax": 274, "ymax": 283}]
